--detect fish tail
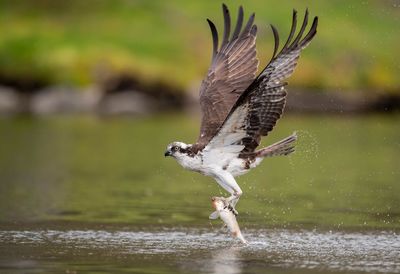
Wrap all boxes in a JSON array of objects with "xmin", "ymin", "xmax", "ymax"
[{"xmin": 233, "ymin": 231, "xmax": 248, "ymax": 244}]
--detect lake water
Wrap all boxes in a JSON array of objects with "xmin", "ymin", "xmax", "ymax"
[{"xmin": 0, "ymin": 114, "xmax": 399, "ymax": 273}]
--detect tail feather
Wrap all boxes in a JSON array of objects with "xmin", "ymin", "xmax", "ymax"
[{"xmin": 256, "ymin": 132, "xmax": 297, "ymax": 158}]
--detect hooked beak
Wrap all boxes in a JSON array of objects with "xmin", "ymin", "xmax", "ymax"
[{"xmin": 164, "ymin": 150, "xmax": 171, "ymax": 157}]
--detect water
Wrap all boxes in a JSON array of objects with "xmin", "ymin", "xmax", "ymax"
[
  {"xmin": 0, "ymin": 114, "xmax": 399, "ymax": 273},
  {"xmin": 0, "ymin": 227, "xmax": 399, "ymax": 273}
]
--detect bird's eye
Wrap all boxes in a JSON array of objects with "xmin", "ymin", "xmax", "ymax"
[{"xmin": 173, "ymin": 146, "xmax": 179, "ymax": 152}]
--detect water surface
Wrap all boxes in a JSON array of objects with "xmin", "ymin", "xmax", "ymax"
[
  {"xmin": 0, "ymin": 114, "xmax": 399, "ymax": 273},
  {"xmin": 1, "ymin": 226, "xmax": 399, "ymax": 274}
]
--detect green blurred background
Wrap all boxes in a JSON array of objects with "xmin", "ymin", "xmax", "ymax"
[
  {"xmin": 0, "ymin": 0, "xmax": 399, "ymax": 231},
  {"xmin": 0, "ymin": 0, "xmax": 399, "ymax": 93}
]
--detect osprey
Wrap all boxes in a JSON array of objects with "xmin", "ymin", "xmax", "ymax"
[{"xmin": 165, "ymin": 5, "xmax": 318, "ymax": 214}]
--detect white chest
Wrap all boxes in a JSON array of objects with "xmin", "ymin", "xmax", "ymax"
[
  {"xmin": 175, "ymin": 154, "xmax": 202, "ymax": 172},
  {"xmin": 175, "ymin": 151, "xmax": 259, "ymax": 178}
]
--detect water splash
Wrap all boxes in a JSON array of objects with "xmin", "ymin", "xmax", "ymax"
[
  {"xmin": 293, "ymin": 129, "xmax": 320, "ymax": 163},
  {"xmin": 1, "ymin": 228, "xmax": 399, "ymax": 273}
]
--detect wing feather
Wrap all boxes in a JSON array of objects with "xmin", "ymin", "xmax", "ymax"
[
  {"xmin": 206, "ymin": 19, "xmax": 218, "ymax": 60},
  {"xmin": 195, "ymin": 5, "xmax": 259, "ymax": 151},
  {"xmin": 221, "ymin": 4, "xmax": 231, "ymax": 48},
  {"xmin": 204, "ymin": 10, "xmax": 318, "ymax": 157},
  {"xmin": 232, "ymin": 6, "xmax": 244, "ymax": 40}
]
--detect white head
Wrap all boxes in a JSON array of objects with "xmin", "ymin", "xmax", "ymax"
[
  {"xmin": 165, "ymin": 141, "xmax": 204, "ymax": 172},
  {"xmin": 164, "ymin": 141, "xmax": 195, "ymax": 163}
]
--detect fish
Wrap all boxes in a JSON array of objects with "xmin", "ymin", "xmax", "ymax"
[{"xmin": 210, "ymin": 196, "xmax": 247, "ymax": 244}]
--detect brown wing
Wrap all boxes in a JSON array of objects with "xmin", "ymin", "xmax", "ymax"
[
  {"xmin": 194, "ymin": 4, "xmax": 259, "ymax": 150},
  {"xmin": 204, "ymin": 10, "xmax": 318, "ymax": 157},
  {"xmin": 241, "ymin": 10, "xmax": 318, "ymax": 156}
]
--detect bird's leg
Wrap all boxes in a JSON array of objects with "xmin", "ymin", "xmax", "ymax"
[{"xmin": 213, "ymin": 171, "xmax": 242, "ymax": 215}]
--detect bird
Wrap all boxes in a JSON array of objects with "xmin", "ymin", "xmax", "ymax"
[{"xmin": 165, "ymin": 4, "xmax": 318, "ymax": 215}]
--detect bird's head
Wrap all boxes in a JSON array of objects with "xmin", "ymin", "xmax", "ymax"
[{"xmin": 164, "ymin": 142, "xmax": 191, "ymax": 159}]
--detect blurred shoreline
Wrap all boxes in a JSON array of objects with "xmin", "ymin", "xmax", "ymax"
[
  {"xmin": 0, "ymin": 83, "xmax": 399, "ymax": 116},
  {"xmin": 1, "ymin": 1, "xmax": 399, "ymax": 117}
]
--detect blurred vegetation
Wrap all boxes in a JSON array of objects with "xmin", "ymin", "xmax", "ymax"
[{"xmin": 0, "ymin": 0, "xmax": 399, "ymax": 93}]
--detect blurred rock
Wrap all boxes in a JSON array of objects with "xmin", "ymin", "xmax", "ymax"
[
  {"xmin": 286, "ymin": 89, "xmax": 369, "ymax": 113},
  {"xmin": 97, "ymin": 90, "xmax": 155, "ymax": 115},
  {"xmin": 286, "ymin": 89, "xmax": 400, "ymax": 113},
  {"xmin": 96, "ymin": 74, "xmax": 186, "ymax": 115},
  {"xmin": 367, "ymin": 94, "xmax": 400, "ymax": 113},
  {"xmin": 31, "ymin": 86, "xmax": 102, "ymax": 114},
  {"xmin": 0, "ymin": 86, "xmax": 19, "ymax": 114},
  {"xmin": 0, "ymin": 82, "xmax": 399, "ymax": 116}
]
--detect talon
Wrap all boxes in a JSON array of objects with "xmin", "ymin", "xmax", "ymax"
[
  {"xmin": 224, "ymin": 192, "xmax": 241, "ymax": 216},
  {"xmin": 232, "ymin": 207, "xmax": 239, "ymax": 216},
  {"xmin": 227, "ymin": 200, "xmax": 239, "ymax": 216}
]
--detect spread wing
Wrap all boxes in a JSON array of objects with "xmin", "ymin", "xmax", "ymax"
[
  {"xmin": 204, "ymin": 10, "xmax": 318, "ymax": 158},
  {"xmin": 195, "ymin": 4, "xmax": 259, "ymax": 150}
]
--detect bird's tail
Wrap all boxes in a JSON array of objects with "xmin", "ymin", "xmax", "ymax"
[{"xmin": 255, "ymin": 132, "xmax": 297, "ymax": 158}]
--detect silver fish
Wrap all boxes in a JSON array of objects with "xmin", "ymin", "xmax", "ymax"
[{"xmin": 210, "ymin": 196, "xmax": 247, "ymax": 244}]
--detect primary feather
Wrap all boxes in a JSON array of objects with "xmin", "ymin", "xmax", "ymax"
[
  {"xmin": 195, "ymin": 5, "xmax": 259, "ymax": 151},
  {"xmin": 207, "ymin": 9, "xmax": 318, "ymax": 158}
]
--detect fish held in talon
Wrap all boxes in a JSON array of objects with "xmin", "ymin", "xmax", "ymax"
[
  {"xmin": 164, "ymin": 4, "xmax": 318, "ymax": 226},
  {"xmin": 210, "ymin": 196, "xmax": 247, "ymax": 244}
]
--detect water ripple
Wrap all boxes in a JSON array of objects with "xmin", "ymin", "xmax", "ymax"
[{"xmin": 0, "ymin": 228, "xmax": 399, "ymax": 273}]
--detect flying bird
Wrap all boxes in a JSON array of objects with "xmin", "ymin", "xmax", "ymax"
[{"xmin": 165, "ymin": 4, "xmax": 318, "ymax": 214}]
